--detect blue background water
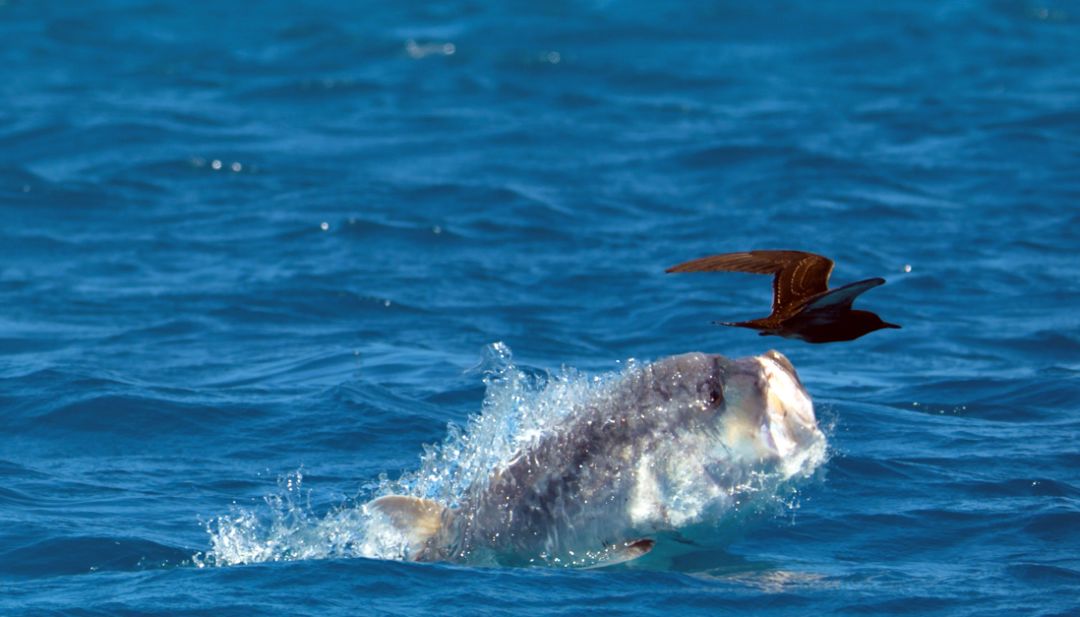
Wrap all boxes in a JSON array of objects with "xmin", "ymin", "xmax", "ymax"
[{"xmin": 3, "ymin": 0, "xmax": 1079, "ymax": 614}]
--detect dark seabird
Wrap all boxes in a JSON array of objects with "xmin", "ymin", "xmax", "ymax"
[{"xmin": 666, "ymin": 250, "xmax": 901, "ymax": 344}]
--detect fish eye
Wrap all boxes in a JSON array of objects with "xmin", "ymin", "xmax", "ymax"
[
  {"xmin": 710, "ymin": 386, "xmax": 723, "ymax": 406},
  {"xmin": 702, "ymin": 377, "xmax": 723, "ymax": 406}
]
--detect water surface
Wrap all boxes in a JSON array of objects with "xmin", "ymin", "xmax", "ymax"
[{"xmin": 2, "ymin": 1, "xmax": 1078, "ymax": 615}]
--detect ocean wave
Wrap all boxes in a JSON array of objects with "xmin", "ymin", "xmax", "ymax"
[{"xmin": 0, "ymin": 536, "xmax": 190, "ymax": 577}]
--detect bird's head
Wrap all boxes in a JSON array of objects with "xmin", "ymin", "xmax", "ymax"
[{"xmin": 851, "ymin": 310, "xmax": 901, "ymax": 336}]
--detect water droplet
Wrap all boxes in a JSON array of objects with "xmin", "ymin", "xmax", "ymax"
[
  {"xmin": 211, "ymin": 159, "xmax": 223, "ymax": 170},
  {"xmin": 320, "ymin": 222, "xmax": 329, "ymax": 231},
  {"xmin": 903, "ymin": 264, "xmax": 912, "ymax": 273},
  {"xmin": 231, "ymin": 162, "xmax": 242, "ymax": 172},
  {"xmin": 407, "ymin": 39, "xmax": 455, "ymax": 59}
]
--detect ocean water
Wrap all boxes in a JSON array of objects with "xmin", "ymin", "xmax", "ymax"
[{"xmin": 3, "ymin": 0, "xmax": 1079, "ymax": 614}]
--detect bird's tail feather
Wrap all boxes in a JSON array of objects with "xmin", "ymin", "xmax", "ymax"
[{"xmin": 713, "ymin": 319, "xmax": 771, "ymax": 330}]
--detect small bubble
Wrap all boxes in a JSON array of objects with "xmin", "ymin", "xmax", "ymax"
[
  {"xmin": 546, "ymin": 51, "xmax": 561, "ymax": 64},
  {"xmin": 383, "ymin": 299, "xmax": 391, "ymax": 307},
  {"xmin": 211, "ymin": 159, "xmax": 223, "ymax": 170},
  {"xmin": 432, "ymin": 225, "xmax": 442, "ymax": 234},
  {"xmin": 320, "ymin": 221, "xmax": 329, "ymax": 231},
  {"xmin": 903, "ymin": 264, "xmax": 912, "ymax": 273},
  {"xmin": 21, "ymin": 184, "xmax": 30, "ymax": 193},
  {"xmin": 192, "ymin": 157, "xmax": 205, "ymax": 167},
  {"xmin": 231, "ymin": 162, "xmax": 242, "ymax": 172},
  {"xmin": 443, "ymin": 43, "xmax": 456, "ymax": 55}
]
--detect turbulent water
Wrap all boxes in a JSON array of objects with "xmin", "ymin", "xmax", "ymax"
[
  {"xmin": 197, "ymin": 346, "xmax": 827, "ymax": 569},
  {"xmin": 3, "ymin": 0, "xmax": 1079, "ymax": 615}
]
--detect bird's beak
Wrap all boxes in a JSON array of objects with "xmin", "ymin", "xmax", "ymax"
[{"xmin": 884, "ymin": 322, "xmax": 901, "ymax": 329}]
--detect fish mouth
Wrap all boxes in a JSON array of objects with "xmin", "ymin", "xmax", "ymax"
[
  {"xmin": 760, "ymin": 349, "xmax": 802, "ymax": 387},
  {"xmin": 755, "ymin": 351, "xmax": 819, "ymax": 462}
]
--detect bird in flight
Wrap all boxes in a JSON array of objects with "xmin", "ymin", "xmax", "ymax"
[{"xmin": 666, "ymin": 250, "xmax": 900, "ymax": 344}]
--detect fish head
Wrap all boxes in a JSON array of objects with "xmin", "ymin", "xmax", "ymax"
[
  {"xmin": 710, "ymin": 350, "xmax": 823, "ymax": 475},
  {"xmin": 627, "ymin": 350, "xmax": 826, "ymax": 531}
]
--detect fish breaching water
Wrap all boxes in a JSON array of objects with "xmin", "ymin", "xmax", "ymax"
[
  {"xmin": 365, "ymin": 347, "xmax": 827, "ymax": 568},
  {"xmin": 197, "ymin": 344, "xmax": 827, "ymax": 570}
]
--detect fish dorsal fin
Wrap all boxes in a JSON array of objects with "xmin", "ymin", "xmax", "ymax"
[
  {"xmin": 583, "ymin": 539, "xmax": 655, "ymax": 569},
  {"xmin": 367, "ymin": 495, "xmax": 446, "ymax": 559}
]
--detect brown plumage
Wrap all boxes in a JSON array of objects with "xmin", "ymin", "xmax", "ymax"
[{"xmin": 666, "ymin": 250, "xmax": 900, "ymax": 344}]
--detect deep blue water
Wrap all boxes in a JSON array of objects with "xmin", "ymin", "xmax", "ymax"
[{"xmin": 3, "ymin": 0, "xmax": 1080, "ymax": 614}]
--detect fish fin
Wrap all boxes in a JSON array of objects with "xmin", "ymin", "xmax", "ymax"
[
  {"xmin": 583, "ymin": 538, "xmax": 655, "ymax": 569},
  {"xmin": 367, "ymin": 495, "xmax": 445, "ymax": 558}
]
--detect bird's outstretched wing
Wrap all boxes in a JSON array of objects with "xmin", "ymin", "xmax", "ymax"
[
  {"xmin": 802, "ymin": 278, "xmax": 885, "ymax": 312},
  {"xmin": 666, "ymin": 250, "xmax": 834, "ymax": 318}
]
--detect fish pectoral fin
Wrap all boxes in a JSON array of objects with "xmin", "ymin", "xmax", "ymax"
[
  {"xmin": 367, "ymin": 495, "xmax": 446, "ymax": 558},
  {"xmin": 583, "ymin": 538, "xmax": 655, "ymax": 569}
]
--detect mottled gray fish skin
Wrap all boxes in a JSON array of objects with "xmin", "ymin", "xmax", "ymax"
[{"xmin": 376, "ymin": 350, "xmax": 823, "ymax": 567}]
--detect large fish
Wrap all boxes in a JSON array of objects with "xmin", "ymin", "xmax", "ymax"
[{"xmin": 367, "ymin": 350, "xmax": 826, "ymax": 568}]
